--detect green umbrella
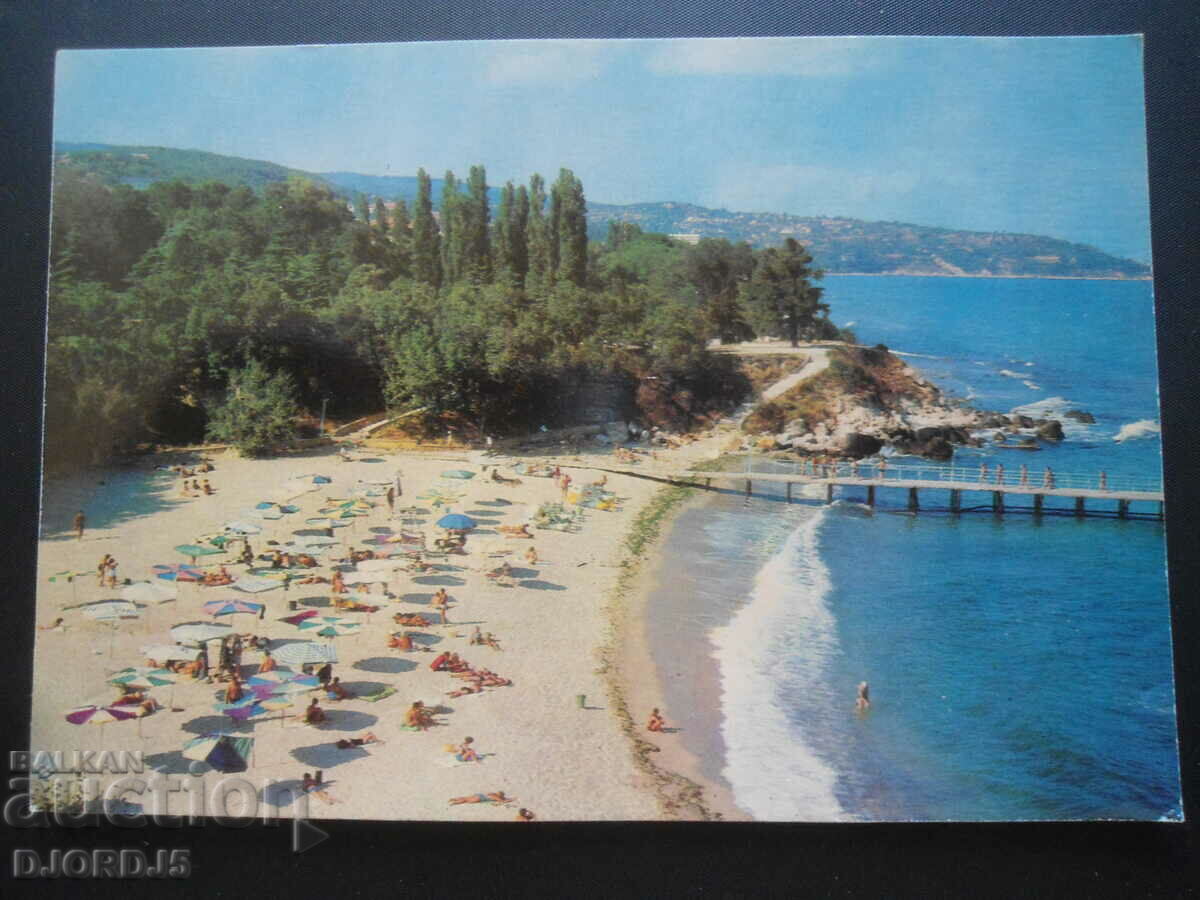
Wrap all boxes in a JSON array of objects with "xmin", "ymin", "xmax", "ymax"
[{"xmin": 175, "ymin": 544, "xmax": 225, "ymax": 565}]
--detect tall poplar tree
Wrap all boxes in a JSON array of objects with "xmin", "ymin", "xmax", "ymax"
[
  {"xmin": 390, "ymin": 197, "xmax": 412, "ymax": 277},
  {"xmin": 373, "ymin": 198, "xmax": 390, "ymax": 236},
  {"xmin": 552, "ymin": 169, "xmax": 588, "ymax": 287},
  {"xmin": 440, "ymin": 171, "xmax": 461, "ymax": 283},
  {"xmin": 461, "ymin": 165, "xmax": 492, "ymax": 283},
  {"xmin": 525, "ymin": 174, "xmax": 551, "ymax": 293},
  {"xmin": 509, "ymin": 184, "xmax": 530, "ymax": 285},
  {"xmin": 411, "ymin": 169, "xmax": 442, "ymax": 288}
]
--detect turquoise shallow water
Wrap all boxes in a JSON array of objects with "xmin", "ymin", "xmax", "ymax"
[{"xmin": 651, "ymin": 276, "xmax": 1180, "ymax": 821}]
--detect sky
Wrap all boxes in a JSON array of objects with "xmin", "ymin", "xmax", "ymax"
[{"xmin": 54, "ymin": 36, "xmax": 1152, "ymax": 262}]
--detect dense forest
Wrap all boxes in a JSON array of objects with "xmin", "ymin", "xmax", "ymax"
[{"xmin": 45, "ymin": 164, "xmax": 842, "ymax": 468}]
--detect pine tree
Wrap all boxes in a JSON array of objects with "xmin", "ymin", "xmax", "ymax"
[
  {"xmin": 373, "ymin": 198, "xmax": 390, "ymax": 236},
  {"xmin": 740, "ymin": 238, "xmax": 827, "ymax": 347},
  {"xmin": 411, "ymin": 169, "xmax": 442, "ymax": 288}
]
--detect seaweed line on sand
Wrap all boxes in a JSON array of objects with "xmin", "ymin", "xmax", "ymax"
[{"xmin": 597, "ymin": 478, "xmax": 724, "ymax": 821}]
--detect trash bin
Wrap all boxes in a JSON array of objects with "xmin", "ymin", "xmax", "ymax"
[
  {"xmin": 288, "ymin": 600, "xmax": 298, "ymax": 611},
  {"xmin": 576, "ymin": 694, "xmax": 586, "ymax": 708}
]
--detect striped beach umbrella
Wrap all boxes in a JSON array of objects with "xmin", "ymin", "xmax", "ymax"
[
  {"xmin": 247, "ymin": 671, "xmax": 320, "ymax": 693},
  {"xmin": 153, "ymin": 564, "xmax": 204, "ymax": 582},
  {"xmin": 296, "ymin": 616, "xmax": 361, "ymax": 638},
  {"xmin": 65, "ymin": 704, "xmax": 140, "ymax": 726},
  {"xmin": 121, "ymin": 581, "xmax": 177, "ymax": 605},
  {"xmin": 171, "ymin": 621, "xmax": 232, "ymax": 645},
  {"xmin": 108, "ymin": 667, "xmax": 176, "ymax": 690},
  {"xmin": 182, "ymin": 734, "xmax": 254, "ymax": 772},
  {"xmin": 231, "ymin": 574, "xmax": 282, "ymax": 594},
  {"xmin": 174, "ymin": 544, "xmax": 224, "ymax": 565},
  {"xmin": 202, "ymin": 599, "xmax": 265, "ymax": 619},
  {"xmin": 81, "ymin": 600, "xmax": 139, "ymax": 621},
  {"xmin": 270, "ymin": 641, "xmax": 338, "ymax": 667}
]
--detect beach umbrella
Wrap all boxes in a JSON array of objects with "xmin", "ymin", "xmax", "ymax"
[
  {"xmin": 153, "ymin": 564, "xmax": 204, "ymax": 583},
  {"xmin": 231, "ymin": 574, "xmax": 282, "ymax": 594},
  {"xmin": 271, "ymin": 641, "xmax": 338, "ymax": 668},
  {"xmin": 247, "ymin": 671, "xmax": 320, "ymax": 693},
  {"xmin": 140, "ymin": 643, "xmax": 199, "ymax": 663},
  {"xmin": 202, "ymin": 599, "xmax": 265, "ymax": 619},
  {"xmin": 246, "ymin": 506, "xmax": 283, "ymax": 520},
  {"xmin": 441, "ymin": 469, "xmax": 477, "ymax": 480},
  {"xmin": 182, "ymin": 734, "xmax": 254, "ymax": 773},
  {"xmin": 171, "ymin": 621, "xmax": 232, "ymax": 645},
  {"xmin": 81, "ymin": 600, "xmax": 139, "ymax": 620},
  {"xmin": 108, "ymin": 667, "xmax": 177, "ymax": 690},
  {"xmin": 65, "ymin": 703, "xmax": 141, "ymax": 747},
  {"xmin": 65, "ymin": 704, "xmax": 140, "ymax": 726},
  {"xmin": 174, "ymin": 544, "xmax": 224, "ymax": 565},
  {"xmin": 282, "ymin": 609, "xmax": 319, "ymax": 626},
  {"xmin": 296, "ymin": 616, "xmax": 361, "ymax": 638},
  {"xmin": 109, "ymin": 666, "xmax": 179, "ymax": 709},
  {"xmin": 224, "ymin": 521, "xmax": 262, "ymax": 535},
  {"xmin": 436, "ymin": 513, "xmax": 477, "ymax": 531}
]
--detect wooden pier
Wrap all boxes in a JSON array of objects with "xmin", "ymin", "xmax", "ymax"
[{"xmin": 672, "ymin": 462, "xmax": 1164, "ymax": 520}]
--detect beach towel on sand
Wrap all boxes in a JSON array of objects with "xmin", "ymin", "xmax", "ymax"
[{"xmin": 359, "ymin": 686, "xmax": 397, "ymax": 703}]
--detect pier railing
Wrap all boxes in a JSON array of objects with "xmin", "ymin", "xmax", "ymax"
[{"xmin": 744, "ymin": 457, "xmax": 1163, "ymax": 495}]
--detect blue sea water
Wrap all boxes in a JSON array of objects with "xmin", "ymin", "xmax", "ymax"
[{"xmin": 669, "ymin": 276, "xmax": 1180, "ymax": 821}]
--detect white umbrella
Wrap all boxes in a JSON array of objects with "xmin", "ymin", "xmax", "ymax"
[
  {"xmin": 224, "ymin": 521, "xmax": 263, "ymax": 535},
  {"xmin": 140, "ymin": 643, "xmax": 200, "ymax": 662},
  {"xmin": 271, "ymin": 641, "xmax": 338, "ymax": 667},
  {"xmin": 232, "ymin": 574, "xmax": 283, "ymax": 593},
  {"xmin": 81, "ymin": 600, "xmax": 139, "ymax": 620},
  {"xmin": 121, "ymin": 581, "xmax": 177, "ymax": 605},
  {"xmin": 171, "ymin": 622, "xmax": 233, "ymax": 645}
]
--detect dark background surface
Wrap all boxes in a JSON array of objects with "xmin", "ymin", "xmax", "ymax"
[{"xmin": 1, "ymin": 2, "xmax": 1196, "ymax": 896}]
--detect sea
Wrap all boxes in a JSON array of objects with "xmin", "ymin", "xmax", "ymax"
[{"xmin": 644, "ymin": 276, "xmax": 1182, "ymax": 822}]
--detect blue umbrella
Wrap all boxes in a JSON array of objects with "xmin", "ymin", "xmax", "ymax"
[
  {"xmin": 182, "ymin": 734, "xmax": 254, "ymax": 772},
  {"xmin": 436, "ymin": 513, "xmax": 476, "ymax": 531}
]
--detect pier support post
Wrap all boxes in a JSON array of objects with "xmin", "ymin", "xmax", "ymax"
[
  {"xmin": 1117, "ymin": 498, "xmax": 1129, "ymax": 519},
  {"xmin": 867, "ymin": 485, "xmax": 876, "ymax": 508},
  {"xmin": 745, "ymin": 479, "xmax": 752, "ymax": 498},
  {"xmin": 1033, "ymin": 494, "xmax": 1043, "ymax": 516},
  {"xmin": 1074, "ymin": 496, "xmax": 1085, "ymax": 518},
  {"xmin": 705, "ymin": 478, "xmax": 711, "ymax": 489},
  {"xmin": 907, "ymin": 487, "xmax": 919, "ymax": 512},
  {"xmin": 1159, "ymin": 500, "xmax": 1165, "ymax": 519},
  {"xmin": 992, "ymin": 491, "xmax": 1004, "ymax": 514},
  {"xmin": 825, "ymin": 483, "xmax": 834, "ymax": 504},
  {"xmin": 949, "ymin": 489, "xmax": 960, "ymax": 513},
  {"xmin": 786, "ymin": 482, "xmax": 792, "ymax": 504}
]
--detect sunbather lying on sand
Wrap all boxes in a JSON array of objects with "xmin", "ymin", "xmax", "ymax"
[
  {"xmin": 301, "ymin": 773, "xmax": 341, "ymax": 804},
  {"xmin": 336, "ymin": 732, "xmax": 382, "ymax": 749},
  {"xmin": 394, "ymin": 613, "xmax": 431, "ymax": 627},
  {"xmin": 498, "ymin": 523, "xmax": 532, "ymax": 538},
  {"xmin": 449, "ymin": 791, "xmax": 512, "ymax": 806}
]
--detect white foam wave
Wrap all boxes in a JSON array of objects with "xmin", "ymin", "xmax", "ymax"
[
  {"xmin": 1022, "ymin": 380, "xmax": 1041, "ymax": 391},
  {"xmin": 892, "ymin": 350, "xmax": 944, "ymax": 360},
  {"xmin": 1009, "ymin": 396, "xmax": 1093, "ymax": 439},
  {"xmin": 710, "ymin": 508, "xmax": 848, "ymax": 821},
  {"xmin": 1114, "ymin": 420, "xmax": 1160, "ymax": 443},
  {"xmin": 998, "ymin": 369, "xmax": 1023, "ymax": 379}
]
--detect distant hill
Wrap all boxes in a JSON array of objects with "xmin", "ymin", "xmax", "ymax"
[{"xmin": 53, "ymin": 142, "xmax": 1149, "ymax": 279}]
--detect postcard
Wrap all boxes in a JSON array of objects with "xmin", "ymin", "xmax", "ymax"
[{"xmin": 30, "ymin": 36, "xmax": 1180, "ymax": 823}]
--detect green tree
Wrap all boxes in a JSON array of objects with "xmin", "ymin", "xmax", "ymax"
[
  {"xmin": 205, "ymin": 359, "xmax": 301, "ymax": 456},
  {"xmin": 461, "ymin": 165, "xmax": 492, "ymax": 283},
  {"xmin": 684, "ymin": 238, "xmax": 756, "ymax": 343},
  {"xmin": 354, "ymin": 193, "xmax": 371, "ymax": 226},
  {"xmin": 740, "ymin": 238, "xmax": 827, "ymax": 347},
  {"xmin": 390, "ymin": 197, "xmax": 412, "ymax": 277},
  {"xmin": 525, "ymin": 174, "xmax": 551, "ymax": 295},
  {"xmin": 373, "ymin": 198, "xmax": 390, "ymax": 237},
  {"xmin": 440, "ymin": 171, "xmax": 461, "ymax": 282},
  {"xmin": 551, "ymin": 169, "xmax": 588, "ymax": 287},
  {"xmin": 411, "ymin": 169, "xmax": 442, "ymax": 287}
]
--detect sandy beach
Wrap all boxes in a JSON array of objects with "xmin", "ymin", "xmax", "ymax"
[{"xmin": 31, "ymin": 430, "xmax": 738, "ymax": 822}]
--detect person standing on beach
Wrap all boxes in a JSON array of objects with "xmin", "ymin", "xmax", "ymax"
[
  {"xmin": 73, "ymin": 510, "xmax": 86, "ymax": 540},
  {"xmin": 386, "ymin": 486, "xmax": 395, "ymax": 516}
]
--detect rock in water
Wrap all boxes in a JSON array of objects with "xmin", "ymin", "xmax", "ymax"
[
  {"xmin": 838, "ymin": 432, "xmax": 883, "ymax": 457},
  {"xmin": 1036, "ymin": 420, "xmax": 1065, "ymax": 441},
  {"xmin": 924, "ymin": 436, "xmax": 954, "ymax": 461},
  {"xmin": 1063, "ymin": 409, "xmax": 1096, "ymax": 424}
]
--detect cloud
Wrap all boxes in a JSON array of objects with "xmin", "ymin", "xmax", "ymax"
[
  {"xmin": 646, "ymin": 37, "xmax": 893, "ymax": 78},
  {"xmin": 482, "ymin": 41, "xmax": 611, "ymax": 86}
]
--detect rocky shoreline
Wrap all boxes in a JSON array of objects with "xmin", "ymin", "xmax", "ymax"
[{"xmin": 738, "ymin": 344, "xmax": 1085, "ymax": 462}]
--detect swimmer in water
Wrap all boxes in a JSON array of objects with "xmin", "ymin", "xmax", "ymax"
[{"xmin": 856, "ymin": 681, "xmax": 871, "ymax": 712}]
